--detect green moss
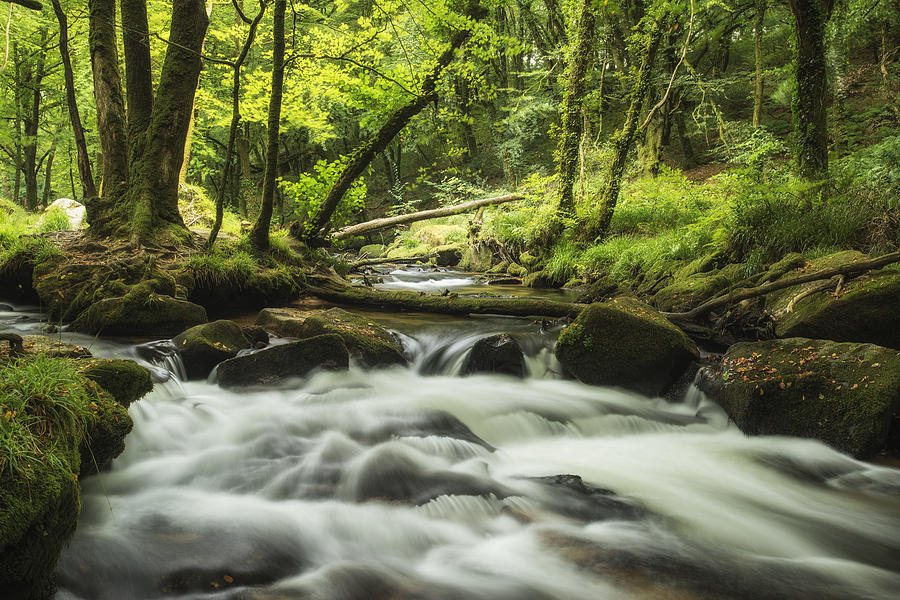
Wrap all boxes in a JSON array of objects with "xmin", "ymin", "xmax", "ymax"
[
  {"xmin": 173, "ymin": 320, "xmax": 250, "ymax": 380},
  {"xmin": 298, "ymin": 308, "xmax": 406, "ymax": 367},
  {"xmin": 79, "ymin": 359, "xmax": 153, "ymax": 407},
  {"xmin": 72, "ymin": 295, "xmax": 208, "ymax": 337},
  {"xmin": 698, "ymin": 338, "xmax": 900, "ymax": 457},
  {"xmin": 555, "ymin": 298, "xmax": 698, "ymax": 394}
]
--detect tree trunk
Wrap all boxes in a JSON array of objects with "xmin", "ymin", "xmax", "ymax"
[
  {"xmin": 590, "ymin": 14, "xmax": 665, "ymax": 240},
  {"xmin": 42, "ymin": 139, "xmax": 57, "ymax": 208},
  {"xmin": 51, "ymin": 0, "xmax": 97, "ymax": 200},
  {"xmin": 249, "ymin": 0, "xmax": 285, "ymax": 251},
  {"xmin": 556, "ymin": 0, "xmax": 596, "ymax": 217},
  {"xmin": 788, "ymin": 0, "xmax": 832, "ymax": 179},
  {"xmin": 301, "ymin": 11, "xmax": 482, "ymax": 242},
  {"xmin": 120, "ymin": 0, "xmax": 154, "ymax": 163},
  {"xmin": 124, "ymin": 0, "xmax": 210, "ymax": 244},
  {"xmin": 88, "ymin": 0, "xmax": 129, "ymax": 199},
  {"xmin": 208, "ymin": 1, "xmax": 265, "ymax": 249},
  {"xmin": 752, "ymin": 0, "xmax": 766, "ymax": 127},
  {"xmin": 332, "ymin": 193, "xmax": 523, "ymax": 239}
]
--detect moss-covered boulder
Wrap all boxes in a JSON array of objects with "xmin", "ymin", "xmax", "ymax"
[
  {"xmin": 172, "ymin": 320, "xmax": 250, "ymax": 380},
  {"xmin": 652, "ymin": 263, "xmax": 748, "ymax": 312},
  {"xmin": 298, "ymin": 308, "xmax": 406, "ymax": 367},
  {"xmin": 20, "ymin": 335, "xmax": 91, "ymax": 359},
  {"xmin": 216, "ymin": 334, "xmax": 349, "ymax": 387},
  {"xmin": 765, "ymin": 251, "xmax": 900, "ymax": 349},
  {"xmin": 79, "ymin": 359, "xmax": 153, "ymax": 407},
  {"xmin": 72, "ymin": 290, "xmax": 208, "ymax": 337},
  {"xmin": 359, "ymin": 244, "xmax": 386, "ymax": 258},
  {"xmin": 696, "ymin": 338, "xmax": 900, "ymax": 457},
  {"xmin": 433, "ymin": 244, "xmax": 464, "ymax": 267},
  {"xmin": 254, "ymin": 307, "xmax": 315, "ymax": 338},
  {"xmin": 524, "ymin": 270, "xmax": 563, "ymax": 289},
  {"xmin": 555, "ymin": 298, "xmax": 699, "ymax": 395},
  {"xmin": 462, "ymin": 334, "xmax": 526, "ymax": 377},
  {"xmin": 0, "ymin": 355, "xmax": 150, "ymax": 598}
]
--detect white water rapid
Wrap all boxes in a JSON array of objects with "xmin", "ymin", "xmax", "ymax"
[{"xmin": 4, "ymin": 286, "xmax": 900, "ymax": 599}]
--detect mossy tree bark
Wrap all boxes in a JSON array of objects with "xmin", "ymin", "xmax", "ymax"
[
  {"xmin": 788, "ymin": 0, "xmax": 834, "ymax": 179},
  {"xmin": 208, "ymin": 1, "xmax": 266, "ymax": 250},
  {"xmin": 556, "ymin": 0, "xmax": 596, "ymax": 217},
  {"xmin": 87, "ymin": 0, "xmax": 209, "ymax": 245},
  {"xmin": 752, "ymin": 0, "xmax": 766, "ymax": 127},
  {"xmin": 51, "ymin": 0, "xmax": 97, "ymax": 200},
  {"xmin": 590, "ymin": 13, "xmax": 665, "ymax": 240},
  {"xmin": 249, "ymin": 0, "xmax": 285, "ymax": 252},
  {"xmin": 301, "ymin": 3, "xmax": 485, "ymax": 243},
  {"xmin": 20, "ymin": 28, "xmax": 48, "ymax": 212}
]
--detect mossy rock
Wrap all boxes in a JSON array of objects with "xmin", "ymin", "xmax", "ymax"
[
  {"xmin": 461, "ymin": 334, "xmax": 526, "ymax": 378},
  {"xmin": 758, "ymin": 252, "xmax": 806, "ymax": 284},
  {"xmin": 575, "ymin": 277, "xmax": 621, "ymax": 304},
  {"xmin": 524, "ymin": 270, "xmax": 563, "ymax": 289},
  {"xmin": 696, "ymin": 338, "xmax": 900, "ymax": 457},
  {"xmin": 433, "ymin": 244, "xmax": 464, "ymax": 267},
  {"xmin": 488, "ymin": 261, "xmax": 510, "ymax": 274},
  {"xmin": 0, "ymin": 247, "xmax": 39, "ymax": 303},
  {"xmin": 187, "ymin": 267, "xmax": 300, "ymax": 312},
  {"xmin": 507, "ymin": 263, "xmax": 527, "ymax": 277},
  {"xmin": 216, "ymin": 333, "xmax": 349, "ymax": 387},
  {"xmin": 518, "ymin": 251, "xmax": 542, "ymax": 269},
  {"xmin": 766, "ymin": 251, "xmax": 900, "ymax": 349},
  {"xmin": 555, "ymin": 298, "xmax": 699, "ymax": 395},
  {"xmin": 359, "ymin": 244, "xmax": 387, "ymax": 258},
  {"xmin": 673, "ymin": 251, "xmax": 727, "ymax": 280},
  {"xmin": 298, "ymin": 308, "xmax": 406, "ymax": 367},
  {"xmin": 458, "ymin": 245, "xmax": 493, "ymax": 271},
  {"xmin": 0, "ymin": 455, "xmax": 80, "ymax": 600},
  {"xmin": 79, "ymin": 359, "xmax": 153, "ymax": 407},
  {"xmin": 78, "ymin": 387, "xmax": 134, "ymax": 476},
  {"xmin": 20, "ymin": 336, "xmax": 91, "ymax": 359},
  {"xmin": 652, "ymin": 264, "xmax": 748, "ymax": 313},
  {"xmin": 385, "ymin": 243, "xmax": 430, "ymax": 260},
  {"xmin": 172, "ymin": 320, "xmax": 250, "ymax": 380},
  {"xmin": 254, "ymin": 307, "xmax": 316, "ymax": 338},
  {"xmin": 72, "ymin": 293, "xmax": 208, "ymax": 337}
]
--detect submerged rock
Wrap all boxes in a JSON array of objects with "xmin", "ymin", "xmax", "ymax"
[
  {"xmin": 462, "ymin": 333, "xmax": 527, "ymax": 378},
  {"xmin": 298, "ymin": 308, "xmax": 406, "ymax": 367},
  {"xmin": 765, "ymin": 251, "xmax": 900, "ymax": 350},
  {"xmin": 216, "ymin": 334, "xmax": 349, "ymax": 387},
  {"xmin": 173, "ymin": 320, "xmax": 250, "ymax": 379},
  {"xmin": 555, "ymin": 298, "xmax": 699, "ymax": 395},
  {"xmin": 697, "ymin": 337, "xmax": 900, "ymax": 457}
]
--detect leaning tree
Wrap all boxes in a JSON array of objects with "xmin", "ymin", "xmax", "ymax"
[{"xmin": 85, "ymin": 0, "xmax": 209, "ymax": 246}]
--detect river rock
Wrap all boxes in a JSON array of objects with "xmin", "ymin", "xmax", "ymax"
[
  {"xmin": 555, "ymin": 298, "xmax": 699, "ymax": 395},
  {"xmin": 358, "ymin": 243, "xmax": 387, "ymax": 258},
  {"xmin": 462, "ymin": 333, "xmax": 527, "ymax": 377},
  {"xmin": 241, "ymin": 326, "xmax": 269, "ymax": 347},
  {"xmin": 80, "ymin": 358, "xmax": 154, "ymax": 407},
  {"xmin": 765, "ymin": 251, "xmax": 900, "ymax": 350},
  {"xmin": 254, "ymin": 307, "xmax": 315, "ymax": 337},
  {"xmin": 173, "ymin": 320, "xmax": 250, "ymax": 379},
  {"xmin": 298, "ymin": 308, "xmax": 406, "ymax": 367},
  {"xmin": 696, "ymin": 337, "xmax": 900, "ymax": 457},
  {"xmin": 652, "ymin": 263, "xmax": 747, "ymax": 312},
  {"xmin": 216, "ymin": 334, "xmax": 349, "ymax": 388}
]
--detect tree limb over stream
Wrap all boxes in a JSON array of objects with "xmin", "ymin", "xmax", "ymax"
[{"xmin": 332, "ymin": 194, "xmax": 524, "ymax": 240}]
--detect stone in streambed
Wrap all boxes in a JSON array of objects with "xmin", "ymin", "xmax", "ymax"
[
  {"xmin": 172, "ymin": 320, "xmax": 250, "ymax": 380},
  {"xmin": 216, "ymin": 334, "xmax": 349, "ymax": 388},
  {"xmin": 696, "ymin": 337, "xmax": 900, "ymax": 458},
  {"xmin": 254, "ymin": 306, "xmax": 315, "ymax": 338},
  {"xmin": 462, "ymin": 333, "xmax": 526, "ymax": 378},
  {"xmin": 298, "ymin": 308, "xmax": 406, "ymax": 367},
  {"xmin": 555, "ymin": 298, "xmax": 699, "ymax": 395}
]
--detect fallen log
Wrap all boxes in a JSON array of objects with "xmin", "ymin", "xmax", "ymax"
[
  {"xmin": 331, "ymin": 194, "xmax": 524, "ymax": 240},
  {"xmin": 664, "ymin": 250, "xmax": 900, "ymax": 322},
  {"xmin": 306, "ymin": 274, "xmax": 584, "ymax": 318},
  {"xmin": 350, "ymin": 255, "xmax": 432, "ymax": 269},
  {"xmin": 4, "ymin": 0, "xmax": 43, "ymax": 10}
]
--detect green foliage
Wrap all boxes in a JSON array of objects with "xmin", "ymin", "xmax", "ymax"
[
  {"xmin": 280, "ymin": 157, "xmax": 366, "ymax": 227},
  {"xmin": 0, "ymin": 355, "xmax": 99, "ymax": 480},
  {"xmin": 713, "ymin": 122, "xmax": 788, "ymax": 173},
  {"xmin": 37, "ymin": 208, "xmax": 71, "ymax": 233},
  {"xmin": 186, "ymin": 240, "xmax": 259, "ymax": 288}
]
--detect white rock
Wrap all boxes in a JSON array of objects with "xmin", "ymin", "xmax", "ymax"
[{"xmin": 45, "ymin": 198, "xmax": 86, "ymax": 229}]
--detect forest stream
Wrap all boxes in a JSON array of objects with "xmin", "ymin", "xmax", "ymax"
[{"xmin": 3, "ymin": 268, "xmax": 900, "ymax": 600}]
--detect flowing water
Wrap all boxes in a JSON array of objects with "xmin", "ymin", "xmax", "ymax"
[{"xmin": 4, "ymin": 272, "xmax": 900, "ymax": 599}]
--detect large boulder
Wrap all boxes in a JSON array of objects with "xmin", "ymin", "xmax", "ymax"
[
  {"xmin": 696, "ymin": 338, "xmax": 900, "ymax": 457},
  {"xmin": 254, "ymin": 307, "xmax": 315, "ymax": 338},
  {"xmin": 72, "ymin": 283, "xmax": 208, "ymax": 337},
  {"xmin": 555, "ymin": 298, "xmax": 699, "ymax": 395},
  {"xmin": 297, "ymin": 308, "xmax": 406, "ymax": 367},
  {"xmin": 44, "ymin": 198, "xmax": 85, "ymax": 229},
  {"xmin": 462, "ymin": 334, "xmax": 527, "ymax": 377},
  {"xmin": 79, "ymin": 359, "xmax": 153, "ymax": 407},
  {"xmin": 216, "ymin": 334, "xmax": 349, "ymax": 387},
  {"xmin": 766, "ymin": 251, "xmax": 900, "ymax": 350},
  {"xmin": 173, "ymin": 320, "xmax": 250, "ymax": 379},
  {"xmin": 652, "ymin": 263, "xmax": 747, "ymax": 312}
]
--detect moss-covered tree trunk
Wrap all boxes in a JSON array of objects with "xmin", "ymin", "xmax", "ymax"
[
  {"xmin": 788, "ymin": 0, "xmax": 833, "ymax": 179},
  {"xmin": 556, "ymin": 0, "xmax": 596, "ymax": 217},
  {"xmin": 120, "ymin": 0, "xmax": 154, "ymax": 164},
  {"xmin": 88, "ymin": 0, "xmax": 129, "ymax": 199},
  {"xmin": 20, "ymin": 28, "xmax": 47, "ymax": 212},
  {"xmin": 51, "ymin": 0, "xmax": 97, "ymax": 200},
  {"xmin": 753, "ymin": 0, "xmax": 766, "ymax": 127},
  {"xmin": 249, "ymin": 0, "xmax": 285, "ymax": 251},
  {"xmin": 301, "ymin": 4, "xmax": 485, "ymax": 243},
  {"xmin": 590, "ymin": 14, "xmax": 665, "ymax": 240}
]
